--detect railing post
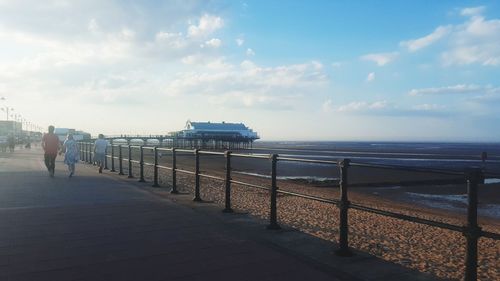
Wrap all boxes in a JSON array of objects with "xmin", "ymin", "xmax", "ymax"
[
  {"xmin": 86, "ymin": 142, "xmax": 90, "ymax": 163},
  {"xmin": 152, "ymin": 147, "xmax": 159, "ymax": 187},
  {"xmin": 138, "ymin": 145, "xmax": 145, "ymax": 182},
  {"xmin": 171, "ymin": 148, "xmax": 178, "ymax": 194},
  {"xmin": 336, "ymin": 158, "xmax": 353, "ymax": 256},
  {"xmin": 118, "ymin": 145, "xmax": 124, "ymax": 175},
  {"xmin": 80, "ymin": 142, "xmax": 84, "ymax": 162},
  {"xmin": 104, "ymin": 145, "xmax": 109, "ymax": 170},
  {"xmin": 81, "ymin": 142, "xmax": 85, "ymax": 162},
  {"xmin": 90, "ymin": 142, "xmax": 95, "ymax": 165},
  {"xmin": 84, "ymin": 142, "xmax": 89, "ymax": 163},
  {"xmin": 223, "ymin": 151, "xmax": 233, "ymax": 213},
  {"xmin": 110, "ymin": 145, "xmax": 116, "ymax": 172},
  {"xmin": 193, "ymin": 149, "xmax": 202, "ymax": 201},
  {"xmin": 464, "ymin": 168, "xmax": 483, "ymax": 281},
  {"xmin": 267, "ymin": 154, "xmax": 281, "ymax": 230},
  {"xmin": 128, "ymin": 145, "xmax": 134, "ymax": 178},
  {"xmin": 88, "ymin": 142, "xmax": 92, "ymax": 164}
]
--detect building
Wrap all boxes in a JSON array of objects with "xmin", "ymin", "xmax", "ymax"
[
  {"xmin": 0, "ymin": 120, "xmax": 22, "ymax": 136},
  {"xmin": 54, "ymin": 128, "xmax": 91, "ymax": 142},
  {"xmin": 164, "ymin": 120, "xmax": 259, "ymax": 149},
  {"xmin": 181, "ymin": 121, "xmax": 259, "ymax": 139},
  {"xmin": 0, "ymin": 120, "xmax": 22, "ymax": 135}
]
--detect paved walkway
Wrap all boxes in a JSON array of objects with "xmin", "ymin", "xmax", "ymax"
[{"xmin": 0, "ymin": 148, "xmax": 437, "ymax": 281}]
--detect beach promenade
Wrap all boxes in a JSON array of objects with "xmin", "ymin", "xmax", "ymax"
[{"xmin": 0, "ymin": 148, "xmax": 437, "ymax": 281}]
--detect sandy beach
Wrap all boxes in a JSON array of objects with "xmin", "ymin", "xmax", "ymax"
[{"xmin": 107, "ymin": 151, "xmax": 500, "ymax": 281}]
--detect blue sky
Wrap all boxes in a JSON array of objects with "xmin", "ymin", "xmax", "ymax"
[{"xmin": 0, "ymin": 0, "xmax": 499, "ymax": 141}]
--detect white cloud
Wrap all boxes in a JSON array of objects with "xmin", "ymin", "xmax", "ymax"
[
  {"xmin": 119, "ymin": 28, "xmax": 135, "ymax": 41},
  {"xmin": 154, "ymin": 31, "xmax": 187, "ymax": 50},
  {"xmin": 164, "ymin": 60, "xmax": 329, "ymax": 109},
  {"xmin": 395, "ymin": 6, "xmax": 500, "ymax": 66},
  {"xmin": 360, "ymin": 52, "xmax": 398, "ymax": 66},
  {"xmin": 236, "ymin": 38, "xmax": 244, "ymax": 46},
  {"xmin": 400, "ymin": 25, "xmax": 451, "ymax": 52},
  {"xmin": 466, "ymin": 86, "xmax": 500, "ymax": 104},
  {"xmin": 204, "ymin": 38, "xmax": 222, "ymax": 48},
  {"xmin": 408, "ymin": 84, "xmax": 484, "ymax": 96},
  {"xmin": 208, "ymin": 91, "xmax": 294, "ymax": 110},
  {"xmin": 246, "ymin": 48, "xmax": 255, "ymax": 56},
  {"xmin": 322, "ymin": 99, "xmax": 333, "ymax": 112},
  {"xmin": 311, "ymin": 61, "xmax": 323, "ymax": 70},
  {"xmin": 181, "ymin": 55, "xmax": 199, "ymax": 65},
  {"xmin": 336, "ymin": 101, "xmax": 389, "ymax": 112},
  {"xmin": 461, "ymin": 6, "xmax": 485, "ymax": 17},
  {"xmin": 366, "ymin": 72, "xmax": 375, "ymax": 82},
  {"xmin": 334, "ymin": 100, "xmax": 453, "ymax": 118},
  {"xmin": 331, "ymin": 62, "xmax": 342, "ymax": 68},
  {"xmin": 88, "ymin": 18, "xmax": 99, "ymax": 33},
  {"xmin": 188, "ymin": 14, "xmax": 223, "ymax": 38},
  {"xmin": 412, "ymin": 104, "xmax": 446, "ymax": 111},
  {"xmin": 443, "ymin": 8, "xmax": 500, "ymax": 66}
]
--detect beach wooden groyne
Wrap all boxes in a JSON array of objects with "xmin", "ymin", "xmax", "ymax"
[{"xmin": 79, "ymin": 142, "xmax": 500, "ymax": 281}]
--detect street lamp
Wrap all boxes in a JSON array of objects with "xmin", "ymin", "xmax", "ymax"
[
  {"xmin": 0, "ymin": 97, "xmax": 13, "ymax": 121},
  {"xmin": 1, "ymin": 107, "xmax": 14, "ymax": 121}
]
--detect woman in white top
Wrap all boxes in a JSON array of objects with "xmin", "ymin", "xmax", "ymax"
[{"xmin": 63, "ymin": 134, "xmax": 79, "ymax": 177}]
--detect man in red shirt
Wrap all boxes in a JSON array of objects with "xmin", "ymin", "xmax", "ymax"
[{"xmin": 42, "ymin": 125, "xmax": 60, "ymax": 177}]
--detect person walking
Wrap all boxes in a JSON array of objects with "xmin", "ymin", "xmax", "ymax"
[
  {"xmin": 93, "ymin": 134, "xmax": 108, "ymax": 173},
  {"xmin": 62, "ymin": 134, "xmax": 79, "ymax": 177},
  {"xmin": 42, "ymin": 125, "xmax": 60, "ymax": 177},
  {"xmin": 7, "ymin": 133, "xmax": 15, "ymax": 153}
]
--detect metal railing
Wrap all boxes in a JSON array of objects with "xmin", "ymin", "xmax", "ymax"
[{"xmin": 79, "ymin": 141, "xmax": 499, "ymax": 281}]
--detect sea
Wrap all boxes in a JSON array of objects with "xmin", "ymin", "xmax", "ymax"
[
  {"xmin": 243, "ymin": 141, "xmax": 500, "ymax": 219},
  {"xmin": 249, "ymin": 141, "xmax": 500, "ymax": 178}
]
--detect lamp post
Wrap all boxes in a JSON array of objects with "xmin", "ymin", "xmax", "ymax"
[{"xmin": 1, "ymin": 107, "xmax": 13, "ymax": 121}]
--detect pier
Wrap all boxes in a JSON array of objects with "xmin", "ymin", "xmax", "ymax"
[{"xmin": 104, "ymin": 135, "xmax": 255, "ymax": 150}]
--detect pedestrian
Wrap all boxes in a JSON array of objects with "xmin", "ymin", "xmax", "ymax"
[
  {"xmin": 62, "ymin": 134, "xmax": 79, "ymax": 177},
  {"xmin": 25, "ymin": 136, "xmax": 31, "ymax": 149},
  {"xmin": 42, "ymin": 125, "xmax": 60, "ymax": 177},
  {"xmin": 7, "ymin": 133, "xmax": 15, "ymax": 153},
  {"xmin": 93, "ymin": 134, "xmax": 108, "ymax": 173}
]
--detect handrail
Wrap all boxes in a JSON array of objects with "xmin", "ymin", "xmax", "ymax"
[
  {"xmin": 482, "ymin": 230, "xmax": 500, "ymax": 240},
  {"xmin": 278, "ymin": 156, "xmax": 338, "ymax": 165},
  {"xmin": 199, "ymin": 173, "xmax": 224, "ymax": 181},
  {"xmin": 277, "ymin": 189, "xmax": 339, "ymax": 204},
  {"xmin": 230, "ymin": 179, "xmax": 269, "ymax": 191},
  {"xmin": 198, "ymin": 150, "xmax": 225, "ymax": 156},
  {"xmin": 350, "ymin": 161, "xmax": 465, "ymax": 176},
  {"xmin": 176, "ymin": 148, "xmax": 195, "ymax": 153},
  {"xmin": 349, "ymin": 203, "xmax": 464, "ymax": 232},
  {"xmin": 157, "ymin": 164, "xmax": 172, "ymax": 170},
  {"xmin": 176, "ymin": 168, "xmax": 195, "ymax": 175},
  {"xmin": 231, "ymin": 153, "xmax": 270, "ymax": 159}
]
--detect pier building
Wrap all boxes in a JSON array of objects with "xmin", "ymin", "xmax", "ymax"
[
  {"xmin": 54, "ymin": 128, "xmax": 91, "ymax": 142},
  {"xmin": 168, "ymin": 120, "xmax": 259, "ymax": 149}
]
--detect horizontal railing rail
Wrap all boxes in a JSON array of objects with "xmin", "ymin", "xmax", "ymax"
[
  {"xmin": 350, "ymin": 161, "xmax": 466, "ymax": 176},
  {"xmin": 78, "ymin": 141, "xmax": 499, "ymax": 281}
]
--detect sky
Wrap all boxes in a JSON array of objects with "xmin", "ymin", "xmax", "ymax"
[{"xmin": 0, "ymin": 0, "xmax": 499, "ymax": 141}]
